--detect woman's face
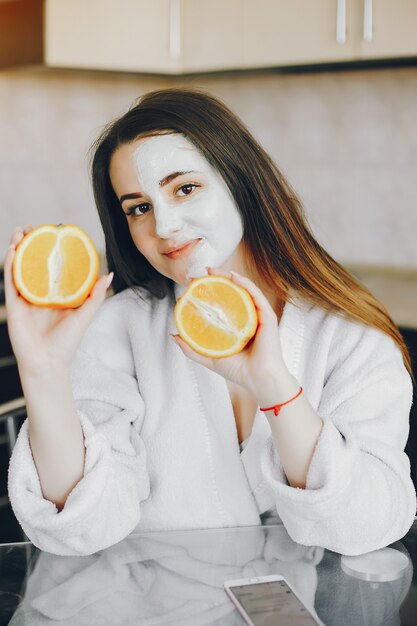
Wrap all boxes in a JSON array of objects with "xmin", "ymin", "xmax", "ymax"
[{"xmin": 109, "ymin": 133, "xmax": 244, "ymax": 286}]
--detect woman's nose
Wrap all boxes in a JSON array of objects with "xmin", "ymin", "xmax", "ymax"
[{"xmin": 154, "ymin": 203, "xmax": 183, "ymax": 239}]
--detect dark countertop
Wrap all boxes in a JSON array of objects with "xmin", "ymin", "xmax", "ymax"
[{"xmin": 347, "ymin": 264, "xmax": 417, "ymax": 330}]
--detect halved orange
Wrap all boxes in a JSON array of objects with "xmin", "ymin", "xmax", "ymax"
[
  {"xmin": 12, "ymin": 224, "xmax": 100, "ymax": 308},
  {"xmin": 174, "ymin": 275, "xmax": 258, "ymax": 358}
]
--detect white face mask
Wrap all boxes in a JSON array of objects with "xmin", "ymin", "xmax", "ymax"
[{"xmin": 133, "ymin": 133, "xmax": 244, "ymax": 280}]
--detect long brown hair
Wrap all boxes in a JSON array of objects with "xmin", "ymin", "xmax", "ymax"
[{"xmin": 90, "ymin": 88, "xmax": 412, "ymax": 375}]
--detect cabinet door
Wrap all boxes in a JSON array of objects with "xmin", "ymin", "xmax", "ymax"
[
  {"xmin": 181, "ymin": 0, "xmax": 244, "ymax": 72},
  {"xmin": 243, "ymin": 0, "xmax": 360, "ymax": 67},
  {"xmin": 45, "ymin": 0, "xmax": 178, "ymax": 73},
  {"xmin": 358, "ymin": 0, "xmax": 417, "ymax": 59}
]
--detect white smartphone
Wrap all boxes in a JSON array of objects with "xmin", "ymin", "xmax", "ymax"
[{"xmin": 224, "ymin": 574, "xmax": 325, "ymax": 626}]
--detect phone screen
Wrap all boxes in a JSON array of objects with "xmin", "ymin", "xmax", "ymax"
[{"xmin": 228, "ymin": 579, "xmax": 319, "ymax": 626}]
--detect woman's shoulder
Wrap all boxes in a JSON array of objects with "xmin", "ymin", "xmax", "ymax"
[
  {"xmin": 289, "ymin": 296, "xmax": 410, "ymax": 398},
  {"xmin": 104, "ymin": 286, "xmax": 152, "ymax": 308},
  {"xmin": 290, "ymin": 294, "xmax": 402, "ymax": 358}
]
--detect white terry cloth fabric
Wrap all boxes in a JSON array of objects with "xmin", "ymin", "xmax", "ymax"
[{"xmin": 8, "ymin": 285, "xmax": 417, "ymax": 556}]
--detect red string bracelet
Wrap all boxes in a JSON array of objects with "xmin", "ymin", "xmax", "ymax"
[{"xmin": 259, "ymin": 386, "xmax": 303, "ymax": 416}]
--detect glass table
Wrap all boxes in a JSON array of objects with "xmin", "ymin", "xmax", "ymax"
[{"xmin": 0, "ymin": 520, "xmax": 416, "ymax": 625}]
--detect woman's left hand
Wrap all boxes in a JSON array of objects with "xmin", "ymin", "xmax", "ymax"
[{"xmin": 171, "ymin": 267, "xmax": 288, "ymax": 396}]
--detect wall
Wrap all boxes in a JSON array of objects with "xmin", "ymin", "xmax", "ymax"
[{"xmin": 0, "ymin": 65, "xmax": 416, "ymax": 268}]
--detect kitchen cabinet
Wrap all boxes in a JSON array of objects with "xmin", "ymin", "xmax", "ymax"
[
  {"xmin": 45, "ymin": 0, "xmax": 177, "ymax": 73},
  {"xmin": 357, "ymin": 0, "xmax": 417, "ymax": 60},
  {"xmin": 243, "ymin": 0, "xmax": 360, "ymax": 67},
  {"xmin": 45, "ymin": 0, "xmax": 244, "ymax": 74},
  {"xmin": 181, "ymin": 0, "xmax": 243, "ymax": 72},
  {"xmin": 0, "ymin": 0, "xmax": 43, "ymax": 67},
  {"xmin": 243, "ymin": 0, "xmax": 417, "ymax": 69},
  {"xmin": 42, "ymin": 0, "xmax": 417, "ymax": 73},
  {"xmin": 2, "ymin": 0, "xmax": 417, "ymax": 74}
]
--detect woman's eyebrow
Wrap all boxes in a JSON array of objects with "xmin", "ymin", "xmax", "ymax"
[
  {"xmin": 119, "ymin": 192, "xmax": 143, "ymax": 204},
  {"xmin": 159, "ymin": 170, "xmax": 200, "ymax": 187}
]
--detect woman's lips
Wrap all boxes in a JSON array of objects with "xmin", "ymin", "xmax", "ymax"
[{"xmin": 164, "ymin": 239, "xmax": 203, "ymax": 260}]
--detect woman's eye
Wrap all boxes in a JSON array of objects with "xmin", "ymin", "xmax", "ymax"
[
  {"xmin": 177, "ymin": 184, "xmax": 198, "ymax": 196},
  {"xmin": 125, "ymin": 203, "xmax": 151, "ymax": 217}
]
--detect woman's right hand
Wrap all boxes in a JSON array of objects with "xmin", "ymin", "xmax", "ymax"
[{"xmin": 3, "ymin": 225, "xmax": 113, "ymax": 378}]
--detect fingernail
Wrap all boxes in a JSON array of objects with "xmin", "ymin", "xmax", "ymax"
[
  {"xmin": 170, "ymin": 333, "xmax": 179, "ymax": 343},
  {"xmin": 105, "ymin": 272, "xmax": 114, "ymax": 288}
]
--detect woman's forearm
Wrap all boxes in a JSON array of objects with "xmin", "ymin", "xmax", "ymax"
[
  {"xmin": 253, "ymin": 371, "xmax": 323, "ymax": 488},
  {"xmin": 19, "ymin": 364, "xmax": 86, "ymax": 511}
]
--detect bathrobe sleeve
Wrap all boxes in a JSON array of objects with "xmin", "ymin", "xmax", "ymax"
[
  {"xmin": 8, "ymin": 296, "xmax": 150, "ymax": 556},
  {"xmin": 260, "ymin": 322, "xmax": 416, "ymax": 556}
]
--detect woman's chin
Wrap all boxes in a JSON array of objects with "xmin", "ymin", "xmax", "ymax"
[
  {"xmin": 171, "ymin": 261, "xmax": 210, "ymax": 285},
  {"xmin": 170, "ymin": 267, "xmax": 197, "ymax": 287},
  {"xmin": 185, "ymin": 266, "xmax": 210, "ymax": 281}
]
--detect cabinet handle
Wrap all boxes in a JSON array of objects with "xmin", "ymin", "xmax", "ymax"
[
  {"xmin": 336, "ymin": 0, "xmax": 346, "ymax": 44},
  {"xmin": 169, "ymin": 0, "xmax": 181, "ymax": 60},
  {"xmin": 363, "ymin": 0, "xmax": 373, "ymax": 41}
]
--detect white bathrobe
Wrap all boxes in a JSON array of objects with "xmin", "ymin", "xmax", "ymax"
[{"xmin": 7, "ymin": 286, "xmax": 416, "ymax": 556}]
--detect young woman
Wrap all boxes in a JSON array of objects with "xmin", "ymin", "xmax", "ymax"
[{"xmin": 5, "ymin": 89, "xmax": 416, "ymax": 557}]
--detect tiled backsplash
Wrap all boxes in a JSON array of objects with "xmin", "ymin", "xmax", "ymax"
[{"xmin": 0, "ymin": 66, "xmax": 416, "ymax": 268}]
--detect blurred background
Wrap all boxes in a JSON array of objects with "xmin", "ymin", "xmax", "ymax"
[{"xmin": 0, "ymin": 0, "xmax": 416, "ymax": 542}]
